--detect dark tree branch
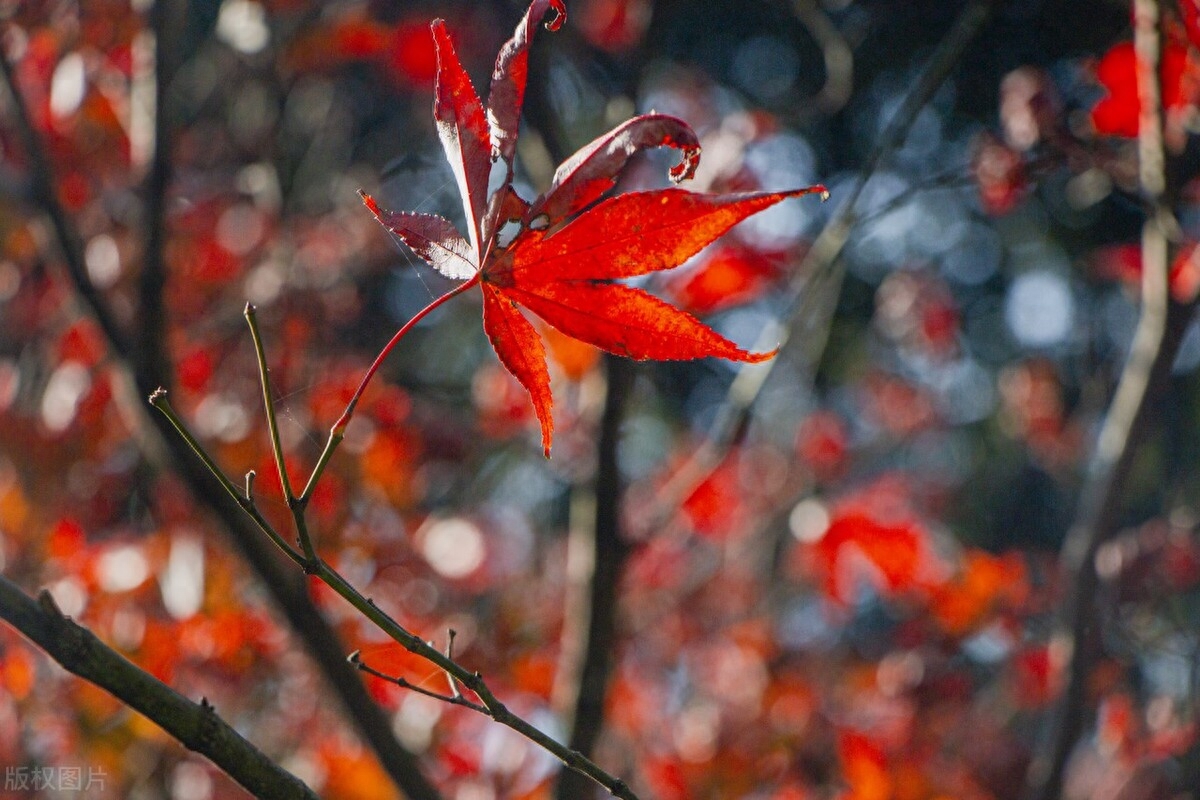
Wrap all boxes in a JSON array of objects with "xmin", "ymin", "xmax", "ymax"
[
  {"xmin": 512, "ymin": 24, "xmax": 639, "ymax": 795},
  {"xmin": 506, "ymin": 27, "xmax": 641, "ymax": 795},
  {"xmin": 0, "ymin": 29, "xmax": 441, "ymax": 800},
  {"xmin": 134, "ymin": 0, "xmax": 186, "ymax": 390},
  {"xmin": 1025, "ymin": 3, "xmax": 1200, "ymax": 798},
  {"xmin": 555, "ymin": 356, "xmax": 635, "ymax": 800},
  {"xmin": 0, "ymin": 575, "xmax": 319, "ymax": 800},
  {"xmin": 1024, "ymin": 300, "xmax": 1194, "ymax": 800},
  {"xmin": 0, "ymin": 40, "xmax": 131, "ymax": 357}
]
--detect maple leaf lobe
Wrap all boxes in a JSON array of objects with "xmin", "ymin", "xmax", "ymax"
[{"xmin": 432, "ymin": 20, "xmax": 492, "ymax": 260}]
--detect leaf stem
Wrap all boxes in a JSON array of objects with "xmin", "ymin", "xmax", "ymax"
[
  {"xmin": 300, "ymin": 274, "xmax": 481, "ymax": 502},
  {"xmin": 148, "ymin": 389, "xmax": 305, "ymax": 566}
]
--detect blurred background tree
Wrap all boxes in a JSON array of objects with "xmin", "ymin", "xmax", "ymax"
[{"xmin": 2, "ymin": 0, "xmax": 1200, "ymax": 798}]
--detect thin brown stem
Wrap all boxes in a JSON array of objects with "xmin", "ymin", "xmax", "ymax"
[
  {"xmin": 350, "ymin": 651, "xmax": 487, "ymax": 713},
  {"xmin": 302, "ymin": 245, "xmax": 480, "ymax": 502},
  {"xmin": 1025, "ymin": 3, "xmax": 1194, "ymax": 799},
  {"xmin": 245, "ymin": 304, "xmax": 317, "ymax": 562},
  {"xmin": 310, "ymin": 560, "xmax": 641, "ymax": 800}
]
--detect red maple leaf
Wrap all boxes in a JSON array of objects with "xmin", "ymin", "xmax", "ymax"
[{"xmin": 361, "ymin": 0, "xmax": 825, "ymax": 455}]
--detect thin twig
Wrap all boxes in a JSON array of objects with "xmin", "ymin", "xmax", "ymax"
[
  {"xmin": 134, "ymin": 0, "xmax": 185, "ymax": 389},
  {"xmin": 445, "ymin": 629, "xmax": 462, "ymax": 698},
  {"xmin": 245, "ymin": 304, "xmax": 298, "ymax": 503},
  {"xmin": 230, "ymin": 279, "xmax": 642, "ymax": 799},
  {"xmin": 0, "ymin": 576, "xmax": 320, "ymax": 800},
  {"xmin": 149, "ymin": 388, "xmax": 305, "ymax": 567},
  {"xmin": 0, "ymin": 40, "xmax": 130, "ymax": 356},
  {"xmin": 350, "ymin": 650, "xmax": 486, "ymax": 712},
  {"xmin": 636, "ymin": 0, "xmax": 999, "ymax": 538},
  {"xmin": 1024, "ymin": 3, "xmax": 1198, "ymax": 799},
  {"xmin": 245, "ymin": 303, "xmax": 316, "ymax": 562},
  {"xmin": 309, "ymin": 560, "xmax": 641, "ymax": 800}
]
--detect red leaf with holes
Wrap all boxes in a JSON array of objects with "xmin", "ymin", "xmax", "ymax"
[
  {"xmin": 489, "ymin": 0, "xmax": 566, "ymax": 170},
  {"xmin": 365, "ymin": 1, "xmax": 825, "ymax": 454}
]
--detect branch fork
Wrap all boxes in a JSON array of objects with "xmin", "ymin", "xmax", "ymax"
[{"xmin": 150, "ymin": 285, "xmax": 642, "ymax": 800}]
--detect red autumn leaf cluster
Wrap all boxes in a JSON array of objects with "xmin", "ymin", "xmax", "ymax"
[
  {"xmin": 1092, "ymin": 240, "xmax": 1200, "ymax": 303},
  {"xmin": 1090, "ymin": 5, "xmax": 1200, "ymax": 139},
  {"xmin": 361, "ymin": 0, "xmax": 825, "ymax": 455},
  {"xmin": 286, "ymin": 13, "xmax": 438, "ymax": 88}
]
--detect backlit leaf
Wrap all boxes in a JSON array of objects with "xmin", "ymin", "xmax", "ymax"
[
  {"xmin": 366, "ymin": 2, "xmax": 827, "ymax": 454},
  {"xmin": 432, "ymin": 20, "xmax": 491, "ymax": 257},
  {"xmin": 495, "ymin": 187, "xmax": 822, "ymax": 282},
  {"xmin": 488, "ymin": 0, "xmax": 566, "ymax": 170},
  {"xmin": 360, "ymin": 192, "xmax": 476, "ymax": 278},
  {"xmin": 481, "ymin": 282, "xmax": 554, "ymax": 455}
]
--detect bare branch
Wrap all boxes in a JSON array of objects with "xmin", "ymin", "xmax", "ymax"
[
  {"xmin": 351, "ymin": 651, "xmax": 487, "ymax": 714},
  {"xmin": 1025, "ymin": 3, "xmax": 1199, "ymax": 798},
  {"xmin": 0, "ymin": 576, "xmax": 319, "ymax": 800},
  {"xmin": 170, "ymin": 300, "xmax": 641, "ymax": 798},
  {"xmin": 307, "ymin": 561, "xmax": 643, "ymax": 800},
  {"xmin": 555, "ymin": 356, "xmax": 635, "ymax": 800}
]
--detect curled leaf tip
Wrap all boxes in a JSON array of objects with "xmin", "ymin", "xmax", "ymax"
[
  {"xmin": 748, "ymin": 347, "xmax": 781, "ymax": 363},
  {"xmin": 667, "ymin": 144, "xmax": 702, "ymax": 184},
  {"xmin": 545, "ymin": 0, "xmax": 567, "ymax": 31}
]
